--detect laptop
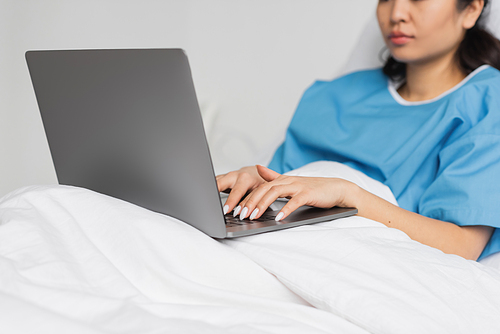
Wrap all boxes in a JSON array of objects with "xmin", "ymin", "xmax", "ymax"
[{"xmin": 25, "ymin": 48, "xmax": 357, "ymax": 238}]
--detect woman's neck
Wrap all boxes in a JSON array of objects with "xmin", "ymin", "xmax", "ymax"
[{"xmin": 397, "ymin": 54, "xmax": 467, "ymax": 102}]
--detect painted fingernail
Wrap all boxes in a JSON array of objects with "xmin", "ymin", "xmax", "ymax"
[
  {"xmin": 249, "ymin": 208, "xmax": 259, "ymax": 220},
  {"xmin": 240, "ymin": 207, "xmax": 249, "ymax": 220},
  {"xmin": 275, "ymin": 212, "xmax": 284, "ymax": 222},
  {"xmin": 223, "ymin": 205, "xmax": 229, "ymax": 215},
  {"xmin": 233, "ymin": 206, "xmax": 241, "ymax": 217}
]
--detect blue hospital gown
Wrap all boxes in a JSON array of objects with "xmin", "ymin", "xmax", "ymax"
[{"xmin": 268, "ymin": 65, "xmax": 500, "ymax": 260}]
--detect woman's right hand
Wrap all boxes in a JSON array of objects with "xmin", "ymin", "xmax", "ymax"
[{"xmin": 216, "ymin": 166, "xmax": 266, "ymax": 215}]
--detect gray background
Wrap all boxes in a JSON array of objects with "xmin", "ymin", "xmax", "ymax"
[{"xmin": 0, "ymin": 0, "xmax": 376, "ymax": 197}]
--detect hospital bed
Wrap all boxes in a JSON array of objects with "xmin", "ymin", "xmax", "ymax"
[{"xmin": 1, "ymin": 1, "xmax": 500, "ymax": 333}]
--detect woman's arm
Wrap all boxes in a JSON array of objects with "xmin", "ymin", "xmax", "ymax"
[
  {"xmin": 226, "ymin": 165, "xmax": 494, "ymax": 261},
  {"xmin": 350, "ymin": 183, "xmax": 494, "ymax": 261}
]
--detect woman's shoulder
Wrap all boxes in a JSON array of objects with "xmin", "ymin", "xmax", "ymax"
[
  {"xmin": 452, "ymin": 66, "xmax": 500, "ymax": 136},
  {"xmin": 463, "ymin": 65, "xmax": 500, "ymax": 91},
  {"xmin": 455, "ymin": 66, "xmax": 500, "ymax": 110},
  {"xmin": 304, "ymin": 68, "xmax": 388, "ymax": 102},
  {"xmin": 317, "ymin": 67, "xmax": 387, "ymax": 88}
]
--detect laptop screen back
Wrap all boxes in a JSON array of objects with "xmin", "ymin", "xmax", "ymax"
[{"xmin": 26, "ymin": 49, "xmax": 227, "ymax": 237}]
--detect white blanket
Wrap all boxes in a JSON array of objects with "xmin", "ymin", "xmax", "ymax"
[{"xmin": 1, "ymin": 162, "xmax": 499, "ymax": 333}]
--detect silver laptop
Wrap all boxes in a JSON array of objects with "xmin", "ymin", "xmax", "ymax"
[{"xmin": 25, "ymin": 48, "xmax": 357, "ymax": 238}]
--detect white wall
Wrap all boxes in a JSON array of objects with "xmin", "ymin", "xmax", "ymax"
[{"xmin": 0, "ymin": 0, "xmax": 376, "ymax": 197}]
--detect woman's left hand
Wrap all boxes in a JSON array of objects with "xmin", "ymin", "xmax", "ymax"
[
  {"xmin": 236, "ymin": 165, "xmax": 357, "ymax": 221},
  {"xmin": 238, "ymin": 167, "xmax": 493, "ymax": 261}
]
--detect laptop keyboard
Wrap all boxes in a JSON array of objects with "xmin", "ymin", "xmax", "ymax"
[{"xmin": 225, "ymin": 213, "xmax": 277, "ymax": 227}]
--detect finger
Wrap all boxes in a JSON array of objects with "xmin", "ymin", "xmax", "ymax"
[
  {"xmin": 224, "ymin": 174, "xmax": 256, "ymax": 215},
  {"xmin": 256, "ymin": 165, "xmax": 281, "ymax": 182},
  {"xmin": 250, "ymin": 184, "xmax": 299, "ymax": 220},
  {"xmin": 240, "ymin": 183, "xmax": 295, "ymax": 220},
  {"xmin": 216, "ymin": 174, "xmax": 232, "ymax": 194},
  {"xmin": 216, "ymin": 173, "xmax": 235, "ymax": 192},
  {"xmin": 237, "ymin": 165, "xmax": 281, "ymax": 219},
  {"xmin": 237, "ymin": 183, "xmax": 275, "ymax": 220},
  {"xmin": 275, "ymin": 196, "xmax": 307, "ymax": 222}
]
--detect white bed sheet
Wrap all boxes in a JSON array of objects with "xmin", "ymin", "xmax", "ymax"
[
  {"xmin": 0, "ymin": 183, "xmax": 366, "ymax": 334},
  {"xmin": 1, "ymin": 162, "xmax": 499, "ymax": 333}
]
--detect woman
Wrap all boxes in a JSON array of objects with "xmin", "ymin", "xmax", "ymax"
[{"xmin": 217, "ymin": 0, "xmax": 500, "ymax": 261}]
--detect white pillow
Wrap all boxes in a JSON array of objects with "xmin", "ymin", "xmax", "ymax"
[
  {"xmin": 485, "ymin": 0, "xmax": 500, "ymax": 37},
  {"xmin": 479, "ymin": 251, "xmax": 500, "ymax": 270}
]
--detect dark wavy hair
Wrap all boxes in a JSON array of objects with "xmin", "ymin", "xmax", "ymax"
[{"xmin": 383, "ymin": 0, "xmax": 500, "ymax": 81}]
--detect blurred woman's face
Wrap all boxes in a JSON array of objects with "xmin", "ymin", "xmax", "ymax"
[{"xmin": 376, "ymin": 0, "xmax": 473, "ymax": 66}]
